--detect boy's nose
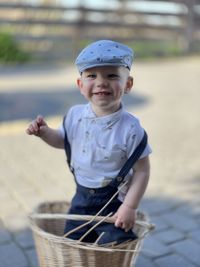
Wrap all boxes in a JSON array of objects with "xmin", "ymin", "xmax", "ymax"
[{"xmin": 96, "ymin": 76, "xmax": 109, "ymax": 87}]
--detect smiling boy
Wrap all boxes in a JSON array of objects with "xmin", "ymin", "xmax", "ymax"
[{"xmin": 26, "ymin": 40, "xmax": 151, "ymax": 244}]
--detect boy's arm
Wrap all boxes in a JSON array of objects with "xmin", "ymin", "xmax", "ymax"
[
  {"xmin": 26, "ymin": 115, "xmax": 64, "ymax": 149},
  {"xmin": 123, "ymin": 156, "xmax": 150, "ymax": 209},
  {"xmin": 38, "ymin": 127, "xmax": 64, "ymax": 149},
  {"xmin": 114, "ymin": 156, "xmax": 150, "ymax": 231}
]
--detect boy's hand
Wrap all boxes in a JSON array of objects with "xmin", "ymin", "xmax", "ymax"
[
  {"xmin": 26, "ymin": 115, "xmax": 47, "ymax": 137},
  {"xmin": 112, "ymin": 204, "xmax": 137, "ymax": 232}
]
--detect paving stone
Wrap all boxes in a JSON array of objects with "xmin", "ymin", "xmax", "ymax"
[
  {"xmin": 14, "ymin": 229, "xmax": 35, "ymax": 249},
  {"xmin": 0, "ymin": 228, "xmax": 12, "ymax": 244},
  {"xmin": 155, "ymin": 254, "xmax": 196, "ymax": 267},
  {"xmin": 142, "ymin": 235, "xmax": 172, "ymax": 258},
  {"xmin": 25, "ymin": 248, "xmax": 39, "ymax": 267},
  {"xmin": 189, "ymin": 229, "xmax": 200, "ymax": 244},
  {"xmin": 175, "ymin": 203, "xmax": 200, "ymax": 218},
  {"xmin": 171, "ymin": 239, "xmax": 200, "ymax": 266},
  {"xmin": 154, "ymin": 229, "xmax": 184, "ymax": 244},
  {"xmin": 140, "ymin": 199, "xmax": 171, "ymax": 215},
  {"xmin": 161, "ymin": 211, "xmax": 199, "ymax": 232},
  {"xmin": 0, "ymin": 242, "xmax": 28, "ymax": 267},
  {"xmin": 135, "ymin": 255, "xmax": 155, "ymax": 267},
  {"xmin": 150, "ymin": 215, "xmax": 170, "ymax": 232},
  {"xmin": 140, "ymin": 198, "xmax": 178, "ymax": 215}
]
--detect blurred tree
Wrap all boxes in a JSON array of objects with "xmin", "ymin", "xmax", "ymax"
[{"xmin": 0, "ymin": 31, "xmax": 30, "ymax": 63}]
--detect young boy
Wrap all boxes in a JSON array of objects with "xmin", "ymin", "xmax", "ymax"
[{"xmin": 26, "ymin": 40, "xmax": 151, "ymax": 244}]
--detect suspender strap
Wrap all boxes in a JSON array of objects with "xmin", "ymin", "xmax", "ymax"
[
  {"xmin": 117, "ymin": 130, "xmax": 148, "ymax": 180},
  {"xmin": 63, "ymin": 115, "xmax": 72, "ymax": 169},
  {"xmin": 110, "ymin": 130, "xmax": 148, "ymax": 188}
]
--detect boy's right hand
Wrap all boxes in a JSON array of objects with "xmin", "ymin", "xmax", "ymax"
[{"xmin": 26, "ymin": 115, "xmax": 48, "ymax": 137}]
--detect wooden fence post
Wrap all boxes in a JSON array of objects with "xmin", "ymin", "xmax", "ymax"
[{"xmin": 184, "ymin": 0, "xmax": 195, "ymax": 52}]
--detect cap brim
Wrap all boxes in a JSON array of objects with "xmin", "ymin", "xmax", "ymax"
[{"xmin": 78, "ymin": 62, "xmax": 130, "ymax": 73}]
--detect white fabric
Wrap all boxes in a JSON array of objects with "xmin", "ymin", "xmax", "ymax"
[
  {"xmin": 59, "ymin": 103, "xmax": 152, "ymax": 188},
  {"xmin": 59, "ymin": 104, "xmax": 151, "ymax": 192}
]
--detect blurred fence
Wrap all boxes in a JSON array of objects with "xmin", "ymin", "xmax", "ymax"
[{"xmin": 0, "ymin": 0, "xmax": 200, "ymax": 61}]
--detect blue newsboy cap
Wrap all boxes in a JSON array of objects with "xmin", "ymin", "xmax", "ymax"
[{"xmin": 75, "ymin": 40, "xmax": 134, "ymax": 73}]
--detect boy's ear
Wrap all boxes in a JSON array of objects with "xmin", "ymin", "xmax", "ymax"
[
  {"xmin": 77, "ymin": 78, "xmax": 83, "ymax": 93},
  {"xmin": 125, "ymin": 76, "xmax": 134, "ymax": 94}
]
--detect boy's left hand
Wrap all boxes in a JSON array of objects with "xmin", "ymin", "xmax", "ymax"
[{"xmin": 112, "ymin": 204, "xmax": 137, "ymax": 232}]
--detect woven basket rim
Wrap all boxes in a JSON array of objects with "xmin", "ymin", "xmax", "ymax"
[{"xmin": 29, "ymin": 201, "xmax": 155, "ymax": 252}]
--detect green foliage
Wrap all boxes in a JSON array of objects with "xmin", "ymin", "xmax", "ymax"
[
  {"xmin": 127, "ymin": 41, "xmax": 182, "ymax": 59},
  {"xmin": 0, "ymin": 32, "xmax": 30, "ymax": 63}
]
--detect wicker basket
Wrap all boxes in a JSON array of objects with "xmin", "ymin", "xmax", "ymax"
[{"xmin": 29, "ymin": 201, "xmax": 154, "ymax": 267}]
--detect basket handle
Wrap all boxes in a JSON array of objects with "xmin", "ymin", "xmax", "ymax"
[{"xmin": 29, "ymin": 213, "xmax": 155, "ymax": 232}]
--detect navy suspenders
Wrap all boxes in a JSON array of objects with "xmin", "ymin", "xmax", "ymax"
[
  {"xmin": 112, "ymin": 130, "xmax": 147, "ymax": 188},
  {"xmin": 116, "ymin": 131, "xmax": 147, "ymax": 178},
  {"xmin": 62, "ymin": 115, "xmax": 148, "ymax": 185}
]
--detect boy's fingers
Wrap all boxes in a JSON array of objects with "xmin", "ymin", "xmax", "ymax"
[
  {"xmin": 26, "ymin": 128, "xmax": 31, "ymax": 135},
  {"xmin": 26, "ymin": 122, "xmax": 39, "ymax": 134},
  {"xmin": 114, "ymin": 218, "xmax": 123, "ymax": 228},
  {"xmin": 26, "ymin": 116, "xmax": 45, "ymax": 136},
  {"xmin": 114, "ymin": 218, "xmax": 134, "ymax": 231},
  {"xmin": 36, "ymin": 115, "xmax": 43, "ymax": 123},
  {"xmin": 124, "ymin": 223, "xmax": 133, "ymax": 232},
  {"xmin": 36, "ymin": 115, "xmax": 45, "ymax": 126},
  {"xmin": 26, "ymin": 127, "xmax": 35, "ymax": 135},
  {"xmin": 30, "ymin": 121, "xmax": 38, "ymax": 132}
]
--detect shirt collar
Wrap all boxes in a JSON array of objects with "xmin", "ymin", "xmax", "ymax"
[{"xmin": 83, "ymin": 103, "xmax": 123, "ymax": 127}]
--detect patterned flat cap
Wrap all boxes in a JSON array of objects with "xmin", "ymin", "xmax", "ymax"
[{"xmin": 75, "ymin": 40, "xmax": 134, "ymax": 73}]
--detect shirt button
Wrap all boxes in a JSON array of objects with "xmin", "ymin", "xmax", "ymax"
[{"xmin": 89, "ymin": 189, "xmax": 95, "ymax": 194}]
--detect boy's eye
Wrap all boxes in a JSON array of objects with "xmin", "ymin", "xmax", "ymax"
[
  {"xmin": 87, "ymin": 74, "xmax": 96, "ymax": 78},
  {"xmin": 108, "ymin": 74, "xmax": 119, "ymax": 78}
]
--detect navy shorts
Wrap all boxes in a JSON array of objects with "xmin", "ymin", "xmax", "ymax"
[{"xmin": 64, "ymin": 183, "xmax": 137, "ymax": 244}]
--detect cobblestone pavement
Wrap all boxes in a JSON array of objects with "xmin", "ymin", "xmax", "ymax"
[{"xmin": 0, "ymin": 57, "xmax": 200, "ymax": 267}]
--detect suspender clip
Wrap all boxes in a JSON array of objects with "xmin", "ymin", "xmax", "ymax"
[{"xmin": 117, "ymin": 176, "xmax": 123, "ymax": 182}]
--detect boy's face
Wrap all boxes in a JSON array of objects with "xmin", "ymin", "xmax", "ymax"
[{"xmin": 77, "ymin": 66, "xmax": 133, "ymax": 116}]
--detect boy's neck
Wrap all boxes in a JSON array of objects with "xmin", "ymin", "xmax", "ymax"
[{"xmin": 91, "ymin": 103, "xmax": 122, "ymax": 117}]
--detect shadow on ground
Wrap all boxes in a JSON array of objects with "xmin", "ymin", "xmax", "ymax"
[{"xmin": 0, "ymin": 86, "xmax": 149, "ymax": 122}]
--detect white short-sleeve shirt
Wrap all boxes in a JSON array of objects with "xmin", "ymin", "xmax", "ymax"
[{"xmin": 59, "ymin": 103, "xmax": 152, "ymax": 189}]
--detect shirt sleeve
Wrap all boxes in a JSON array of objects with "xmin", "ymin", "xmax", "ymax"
[
  {"xmin": 58, "ymin": 123, "xmax": 65, "ymax": 139},
  {"xmin": 57, "ymin": 107, "xmax": 73, "ymax": 139}
]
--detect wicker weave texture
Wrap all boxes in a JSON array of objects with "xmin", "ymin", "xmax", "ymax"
[{"xmin": 30, "ymin": 201, "xmax": 153, "ymax": 267}]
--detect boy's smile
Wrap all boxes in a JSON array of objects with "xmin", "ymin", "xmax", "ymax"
[
  {"xmin": 77, "ymin": 66, "xmax": 133, "ymax": 116},
  {"xmin": 93, "ymin": 91, "xmax": 111, "ymax": 96}
]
